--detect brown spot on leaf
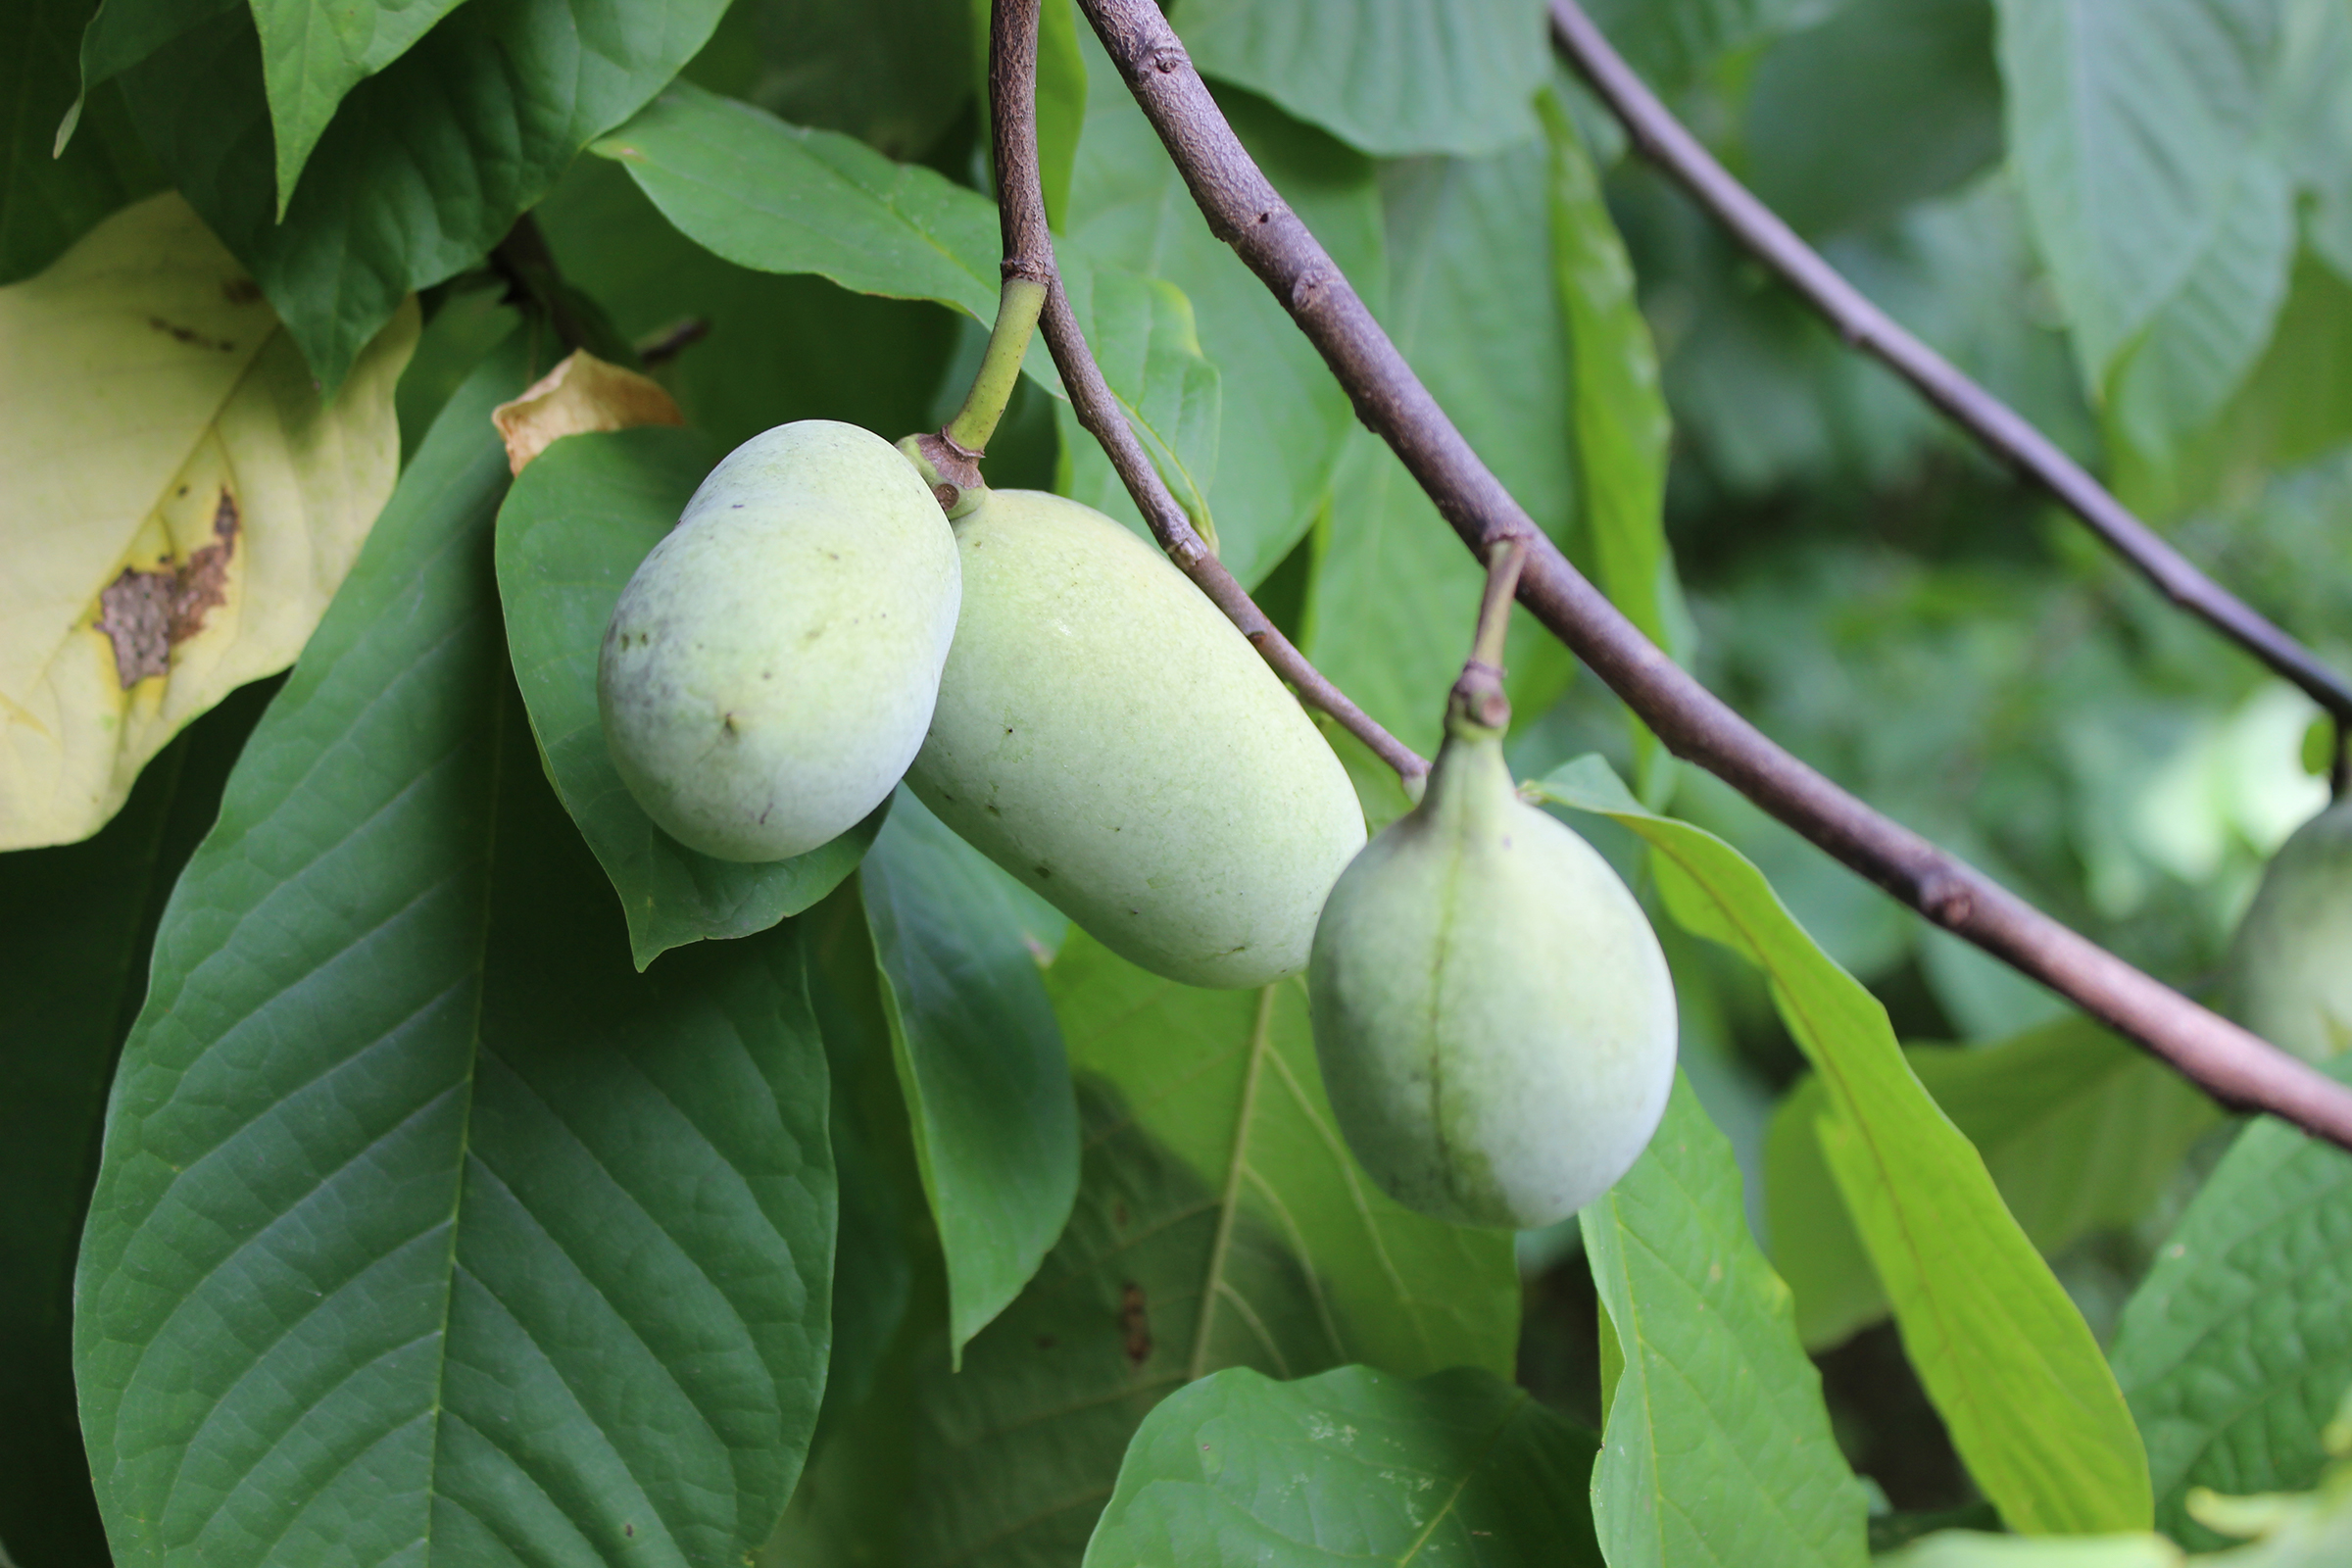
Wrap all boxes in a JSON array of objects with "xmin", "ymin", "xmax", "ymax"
[
  {"xmin": 221, "ymin": 277, "xmax": 264, "ymax": 306},
  {"xmin": 147, "ymin": 317, "xmax": 237, "ymax": 353},
  {"xmin": 1119, "ymin": 1282, "xmax": 1151, "ymax": 1368},
  {"xmin": 95, "ymin": 490, "xmax": 239, "ymax": 687}
]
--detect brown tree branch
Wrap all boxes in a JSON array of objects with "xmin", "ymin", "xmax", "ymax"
[
  {"xmin": 987, "ymin": 0, "xmax": 1429, "ymax": 790},
  {"xmin": 1070, "ymin": 0, "xmax": 2352, "ymax": 1151},
  {"xmin": 1547, "ymin": 0, "xmax": 2352, "ymax": 731}
]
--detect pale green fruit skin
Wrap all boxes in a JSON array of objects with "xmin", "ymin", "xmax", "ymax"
[
  {"xmin": 2224, "ymin": 798, "xmax": 2352, "ymax": 1063},
  {"xmin": 906, "ymin": 488, "xmax": 1365, "ymax": 989},
  {"xmin": 1308, "ymin": 730, "xmax": 1677, "ymax": 1229},
  {"xmin": 599, "ymin": 420, "xmax": 958, "ymax": 861}
]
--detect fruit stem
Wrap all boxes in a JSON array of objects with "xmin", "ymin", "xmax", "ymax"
[
  {"xmin": 1448, "ymin": 538, "xmax": 1528, "ymax": 740},
  {"xmin": 946, "ymin": 274, "xmax": 1049, "ymax": 455}
]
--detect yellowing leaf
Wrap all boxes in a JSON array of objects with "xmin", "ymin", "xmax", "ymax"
[
  {"xmin": 0, "ymin": 193, "xmax": 416, "ymax": 851},
  {"xmin": 490, "ymin": 349, "xmax": 684, "ymax": 474}
]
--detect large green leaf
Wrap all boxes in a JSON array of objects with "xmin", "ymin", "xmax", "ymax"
[
  {"xmin": 1582, "ymin": 0, "xmax": 1843, "ymax": 93},
  {"xmin": 861, "ymin": 790, "xmax": 1080, "ymax": 1359},
  {"xmin": 695, "ymin": 0, "xmax": 974, "ymax": 164},
  {"xmin": 1996, "ymin": 0, "xmax": 2291, "ymax": 394},
  {"xmin": 587, "ymin": 80, "xmax": 1218, "ymax": 528},
  {"xmin": 121, "ymin": 0, "xmax": 730, "ymax": 389},
  {"xmin": 1542, "ymin": 87, "xmax": 1685, "ymax": 790},
  {"xmin": 1743, "ymin": 0, "xmax": 2003, "ymax": 239},
  {"xmin": 1066, "ymin": 32, "xmax": 1384, "ymax": 587},
  {"xmin": 1532, "ymin": 756, "xmax": 2151, "ymax": 1536},
  {"xmin": 1165, "ymin": 0, "xmax": 1546, "ymax": 158},
  {"xmin": 74, "ymin": 344, "xmax": 836, "ymax": 1568},
  {"xmin": 1768, "ymin": 1015, "xmax": 2223, "ymax": 1350},
  {"xmin": 1084, "ymin": 1364, "xmax": 1603, "ymax": 1565},
  {"xmin": 2110, "ymin": 1056, "xmax": 2352, "ymax": 1549},
  {"xmin": 534, "ymin": 155, "xmax": 962, "ymax": 457},
  {"xmin": 1585, "ymin": 1074, "xmax": 1871, "ymax": 1567},
  {"xmin": 250, "ymin": 0, "xmax": 468, "ymax": 211},
  {"xmin": 0, "ymin": 0, "xmax": 162, "ymax": 283},
  {"xmin": 494, "ymin": 424, "xmax": 885, "ymax": 969},
  {"xmin": 1301, "ymin": 138, "xmax": 1575, "ymax": 758},
  {"xmin": 0, "ymin": 677, "xmax": 273, "ymax": 1568},
  {"xmin": 1052, "ymin": 259, "xmax": 1224, "ymax": 534}
]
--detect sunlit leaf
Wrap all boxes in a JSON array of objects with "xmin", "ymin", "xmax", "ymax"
[
  {"xmin": 1533, "ymin": 755, "xmax": 2152, "ymax": 1536},
  {"xmin": 74, "ymin": 342, "xmax": 836, "ymax": 1568},
  {"xmin": 0, "ymin": 194, "xmax": 415, "ymax": 852},
  {"xmin": 1769, "ymin": 1014, "xmax": 2223, "ymax": 1349},
  {"xmin": 1085, "ymin": 1364, "xmax": 1602, "ymax": 1566}
]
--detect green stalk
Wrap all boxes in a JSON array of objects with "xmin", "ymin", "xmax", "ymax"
[{"xmin": 945, "ymin": 275, "xmax": 1048, "ymax": 455}]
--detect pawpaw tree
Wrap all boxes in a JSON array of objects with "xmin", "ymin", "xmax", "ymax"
[{"xmin": 8, "ymin": 1, "xmax": 2352, "ymax": 1565}]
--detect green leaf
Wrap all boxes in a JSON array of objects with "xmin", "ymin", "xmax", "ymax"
[
  {"xmin": 0, "ymin": 0, "xmax": 163, "ymax": 283},
  {"xmin": 1582, "ymin": 0, "xmax": 1843, "ymax": 93},
  {"xmin": 1996, "ymin": 0, "xmax": 2291, "ymax": 391},
  {"xmin": 251, "ymin": 0, "xmax": 468, "ymax": 213},
  {"xmin": 587, "ymin": 79, "xmax": 1220, "ymax": 528},
  {"xmin": 1768, "ymin": 1015, "xmax": 2223, "ymax": 1350},
  {"xmin": 0, "ymin": 676, "xmax": 273, "ymax": 1568},
  {"xmin": 494, "ymin": 424, "xmax": 886, "ymax": 969},
  {"xmin": 1084, "ymin": 1364, "xmax": 1603, "ymax": 1565},
  {"xmin": 2110, "ymin": 1055, "xmax": 2352, "ymax": 1548},
  {"xmin": 1743, "ymin": 0, "xmax": 2003, "ymax": 239},
  {"xmin": 534, "ymin": 155, "xmax": 961, "ymax": 457},
  {"xmin": 1051, "ymin": 930, "xmax": 1522, "ymax": 1382},
  {"xmin": 1301, "ymin": 139, "xmax": 1575, "ymax": 757},
  {"xmin": 1875, "ymin": 1532, "xmax": 2182, "ymax": 1566},
  {"xmin": 861, "ymin": 789, "xmax": 1080, "ymax": 1358},
  {"xmin": 595, "ymin": 79, "xmax": 1004, "ymax": 319},
  {"xmin": 1541, "ymin": 87, "xmax": 1686, "ymax": 790},
  {"xmin": 1052, "ymin": 259, "xmax": 1223, "ymax": 533},
  {"xmin": 74, "ymin": 343, "xmax": 836, "ymax": 1568},
  {"xmin": 1165, "ymin": 0, "xmax": 1546, "ymax": 158},
  {"xmin": 121, "ymin": 0, "xmax": 730, "ymax": 390},
  {"xmin": 701, "ymin": 0, "xmax": 974, "ymax": 164},
  {"xmin": 1585, "ymin": 1074, "xmax": 1871, "ymax": 1568},
  {"xmin": 1531, "ymin": 756, "xmax": 2152, "ymax": 1536},
  {"xmin": 1067, "ymin": 33, "xmax": 1384, "ymax": 586}
]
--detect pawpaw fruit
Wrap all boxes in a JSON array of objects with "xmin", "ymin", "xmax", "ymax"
[
  {"xmin": 2224, "ymin": 797, "xmax": 2352, "ymax": 1062},
  {"xmin": 1307, "ymin": 700, "xmax": 1677, "ymax": 1229},
  {"xmin": 599, "ymin": 420, "xmax": 958, "ymax": 861},
  {"xmin": 906, "ymin": 487, "xmax": 1365, "ymax": 989}
]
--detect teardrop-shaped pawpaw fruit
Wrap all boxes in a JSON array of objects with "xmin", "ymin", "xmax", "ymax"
[
  {"xmin": 1308, "ymin": 709, "xmax": 1677, "ymax": 1229},
  {"xmin": 2224, "ymin": 797, "xmax": 2352, "ymax": 1063},
  {"xmin": 599, "ymin": 420, "xmax": 959, "ymax": 861},
  {"xmin": 906, "ymin": 487, "xmax": 1365, "ymax": 989}
]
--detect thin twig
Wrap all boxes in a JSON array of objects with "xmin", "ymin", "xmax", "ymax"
[
  {"xmin": 488, "ymin": 215, "xmax": 592, "ymax": 355},
  {"xmin": 1071, "ymin": 0, "xmax": 2352, "ymax": 1151},
  {"xmin": 987, "ymin": 0, "xmax": 1429, "ymax": 790},
  {"xmin": 1547, "ymin": 0, "xmax": 2352, "ymax": 729}
]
